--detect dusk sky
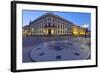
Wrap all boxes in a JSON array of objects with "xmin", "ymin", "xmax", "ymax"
[{"xmin": 22, "ymin": 10, "xmax": 91, "ymax": 29}]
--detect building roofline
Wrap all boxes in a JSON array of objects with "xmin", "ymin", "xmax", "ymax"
[
  {"xmin": 28, "ymin": 12, "xmax": 86, "ymax": 29},
  {"xmin": 30, "ymin": 12, "xmax": 74, "ymax": 25}
]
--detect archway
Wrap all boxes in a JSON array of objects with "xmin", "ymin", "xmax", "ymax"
[{"xmin": 48, "ymin": 29, "xmax": 51, "ymax": 35}]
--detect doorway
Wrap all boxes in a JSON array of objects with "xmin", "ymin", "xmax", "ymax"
[{"xmin": 48, "ymin": 29, "xmax": 51, "ymax": 35}]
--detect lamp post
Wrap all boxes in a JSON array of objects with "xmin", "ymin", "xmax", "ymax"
[
  {"xmin": 82, "ymin": 24, "xmax": 88, "ymax": 37},
  {"xmin": 31, "ymin": 28, "xmax": 34, "ymax": 36}
]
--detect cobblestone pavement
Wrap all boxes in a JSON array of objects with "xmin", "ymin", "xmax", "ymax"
[{"xmin": 22, "ymin": 36, "xmax": 90, "ymax": 63}]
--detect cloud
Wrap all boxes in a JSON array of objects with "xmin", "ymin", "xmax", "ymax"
[{"xmin": 82, "ymin": 24, "xmax": 89, "ymax": 28}]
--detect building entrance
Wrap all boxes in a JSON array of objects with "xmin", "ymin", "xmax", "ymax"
[
  {"xmin": 43, "ymin": 27, "xmax": 55, "ymax": 35},
  {"xmin": 48, "ymin": 29, "xmax": 51, "ymax": 35}
]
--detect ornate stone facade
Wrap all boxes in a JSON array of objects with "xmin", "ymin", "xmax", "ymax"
[{"xmin": 23, "ymin": 13, "xmax": 89, "ymax": 36}]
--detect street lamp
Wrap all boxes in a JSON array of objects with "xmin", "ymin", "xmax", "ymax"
[{"xmin": 82, "ymin": 24, "xmax": 89, "ymax": 37}]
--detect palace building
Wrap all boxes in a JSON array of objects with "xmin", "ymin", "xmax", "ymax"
[{"xmin": 23, "ymin": 13, "xmax": 89, "ymax": 36}]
